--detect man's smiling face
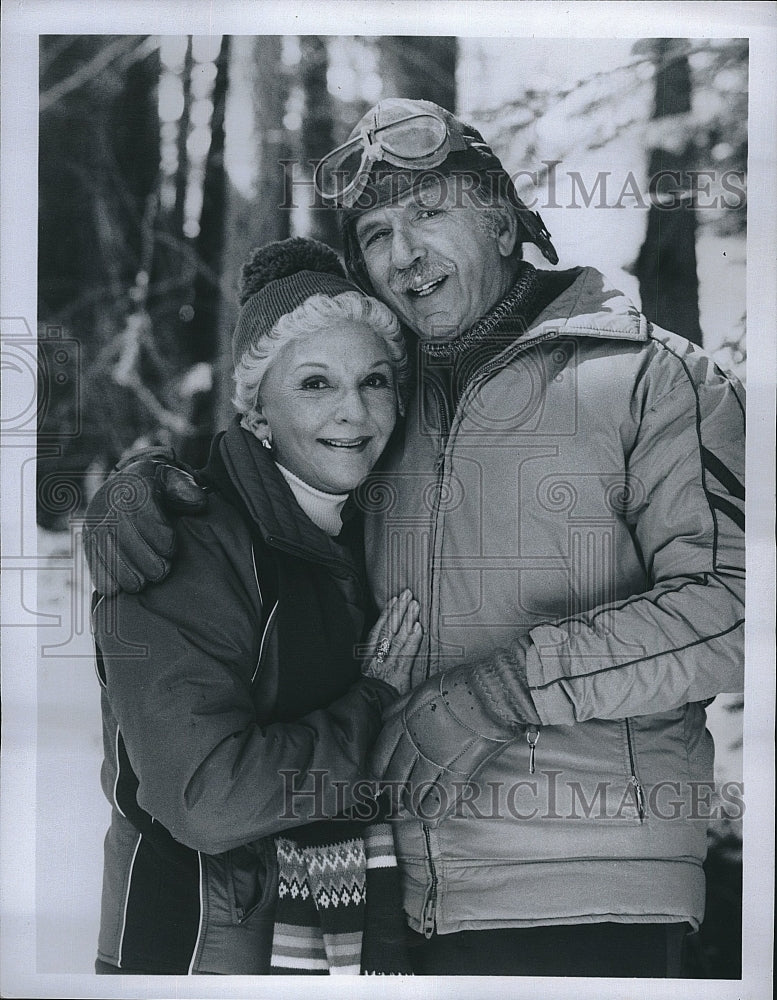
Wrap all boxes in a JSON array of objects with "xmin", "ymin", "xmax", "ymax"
[{"xmin": 354, "ymin": 177, "xmax": 519, "ymax": 341}]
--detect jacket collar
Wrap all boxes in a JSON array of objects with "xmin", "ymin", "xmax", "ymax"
[
  {"xmin": 526, "ymin": 266, "xmax": 650, "ymax": 343},
  {"xmin": 412, "ymin": 265, "xmax": 648, "ymax": 389},
  {"xmin": 410, "ymin": 267, "xmax": 650, "ymax": 414},
  {"xmin": 216, "ymin": 418, "xmax": 359, "ymax": 576}
]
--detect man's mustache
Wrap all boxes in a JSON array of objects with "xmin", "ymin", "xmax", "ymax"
[{"xmin": 388, "ymin": 259, "xmax": 455, "ymax": 294}]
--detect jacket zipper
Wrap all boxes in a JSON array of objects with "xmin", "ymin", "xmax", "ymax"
[
  {"xmin": 424, "ymin": 379, "xmax": 452, "ymax": 681},
  {"xmin": 624, "ymin": 719, "xmax": 646, "ymax": 821},
  {"xmin": 475, "ymin": 333, "xmax": 647, "ymax": 823},
  {"xmin": 421, "ymin": 824, "xmax": 438, "ymax": 938},
  {"xmin": 423, "ymin": 333, "xmax": 560, "ymax": 680}
]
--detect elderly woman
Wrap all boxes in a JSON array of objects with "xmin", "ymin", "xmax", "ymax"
[{"xmin": 91, "ymin": 239, "xmax": 421, "ymax": 976}]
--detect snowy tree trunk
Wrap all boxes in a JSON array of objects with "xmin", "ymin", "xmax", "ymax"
[
  {"xmin": 300, "ymin": 36, "xmax": 341, "ymax": 249},
  {"xmin": 213, "ymin": 36, "xmax": 292, "ymax": 433},
  {"xmin": 635, "ymin": 39, "xmax": 702, "ymax": 346},
  {"xmin": 172, "ymin": 38, "xmax": 194, "ymax": 239},
  {"xmin": 378, "ymin": 36, "xmax": 457, "ymax": 112},
  {"xmin": 180, "ymin": 36, "xmax": 231, "ymax": 466}
]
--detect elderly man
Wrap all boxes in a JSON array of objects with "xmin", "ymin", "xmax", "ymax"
[{"xmin": 84, "ymin": 99, "xmax": 745, "ymax": 977}]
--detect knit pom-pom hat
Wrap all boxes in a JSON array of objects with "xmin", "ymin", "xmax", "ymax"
[{"xmin": 232, "ymin": 237, "xmax": 362, "ymax": 365}]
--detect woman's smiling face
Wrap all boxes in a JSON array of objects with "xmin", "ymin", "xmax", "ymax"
[{"xmin": 254, "ymin": 320, "xmax": 398, "ymax": 493}]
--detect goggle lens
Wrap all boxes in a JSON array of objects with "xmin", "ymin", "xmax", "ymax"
[
  {"xmin": 376, "ymin": 114, "xmax": 448, "ymax": 158},
  {"xmin": 315, "ymin": 113, "xmax": 450, "ymax": 203},
  {"xmin": 316, "ymin": 141, "xmax": 365, "ymax": 200}
]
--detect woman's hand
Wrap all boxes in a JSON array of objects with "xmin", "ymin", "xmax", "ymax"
[{"xmin": 362, "ymin": 590, "xmax": 422, "ymax": 697}]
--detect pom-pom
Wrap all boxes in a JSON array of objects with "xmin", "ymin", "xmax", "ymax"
[{"xmin": 239, "ymin": 237, "xmax": 346, "ymax": 305}]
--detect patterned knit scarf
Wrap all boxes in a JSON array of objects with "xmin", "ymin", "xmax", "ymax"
[{"xmin": 270, "ymin": 811, "xmax": 412, "ymax": 975}]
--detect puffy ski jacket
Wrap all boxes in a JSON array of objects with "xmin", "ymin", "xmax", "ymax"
[
  {"xmin": 92, "ymin": 422, "xmax": 396, "ymax": 974},
  {"xmin": 361, "ymin": 267, "xmax": 745, "ymax": 934}
]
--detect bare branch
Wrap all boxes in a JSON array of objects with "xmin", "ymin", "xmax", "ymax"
[
  {"xmin": 39, "ymin": 36, "xmax": 81, "ymax": 77},
  {"xmin": 111, "ymin": 311, "xmax": 195, "ymax": 436},
  {"xmin": 469, "ymin": 43, "xmax": 719, "ymax": 127},
  {"xmin": 40, "ymin": 36, "xmax": 157, "ymax": 113},
  {"xmin": 153, "ymin": 231, "xmax": 229, "ymax": 292}
]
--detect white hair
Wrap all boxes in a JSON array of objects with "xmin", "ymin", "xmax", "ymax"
[{"xmin": 233, "ymin": 291, "xmax": 410, "ymax": 429}]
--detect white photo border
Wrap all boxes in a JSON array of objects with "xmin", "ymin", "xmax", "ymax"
[{"xmin": 2, "ymin": 3, "xmax": 774, "ymax": 998}]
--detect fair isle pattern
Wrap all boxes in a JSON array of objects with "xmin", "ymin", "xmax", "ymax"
[
  {"xmin": 270, "ymin": 819, "xmax": 413, "ymax": 975},
  {"xmin": 307, "ymin": 839, "xmax": 367, "ymax": 911},
  {"xmin": 272, "ymin": 837, "xmax": 328, "ymax": 971},
  {"xmin": 275, "ymin": 838, "xmax": 312, "ymax": 903},
  {"xmin": 271, "ymin": 833, "xmax": 366, "ymax": 974},
  {"xmin": 306, "ymin": 837, "xmax": 365, "ymax": 973}
]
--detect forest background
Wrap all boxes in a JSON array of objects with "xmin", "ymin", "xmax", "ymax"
[{"xmin": 6, "ymin": 24, "xmax": 756, "ymax": 983}]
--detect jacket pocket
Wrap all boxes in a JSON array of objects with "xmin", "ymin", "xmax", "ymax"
[
  {"xmin": 227, "ymin": 837, "xmax": 278, "ymax": 925},
  {"xmin": 622, "ymin": 719, "xmax": 646, "ymax": 822}
]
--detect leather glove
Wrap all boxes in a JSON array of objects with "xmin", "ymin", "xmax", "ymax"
[
  {"xmin": 369, "ymin": 640, "xmax": 542, "ymax": 826},
  {"xmin": 83, "ymin": 448, "xmax": 208, "ymax": 595}
]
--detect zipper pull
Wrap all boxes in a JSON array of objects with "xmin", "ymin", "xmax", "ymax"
[
  {"xmin": 526, "ymin": 727, "xmax": 540, "ymax": 775},
  {"xmin": 421, "ymin": 896, "xmax": 436, "ymax": 939},
  {"xmin": 630, "ymin": 775, "xmax": 646, "ymax": 822}
]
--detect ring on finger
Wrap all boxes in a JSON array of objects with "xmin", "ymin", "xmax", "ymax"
[{"xmin": 375, "ymin": 633, "xmax": 392, "ymax": 665}]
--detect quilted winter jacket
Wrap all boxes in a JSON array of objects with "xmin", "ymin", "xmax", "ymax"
[
  {"xmin": 92, "ymin": 423, "xmax": 396, "ymax": 974},
  {"xmin": 362, "ymin": 267, "xmax": 745, "ymax": 935}
]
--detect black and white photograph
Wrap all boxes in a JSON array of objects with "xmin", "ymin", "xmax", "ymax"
[{"xmin": 1, "ymin": 2, "xmax": 774, "ymax": 997}]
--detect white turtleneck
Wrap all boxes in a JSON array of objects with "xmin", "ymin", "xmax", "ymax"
[{"xmin": 275, "ymin": 462, "xmax": 349, "ymax": 537}]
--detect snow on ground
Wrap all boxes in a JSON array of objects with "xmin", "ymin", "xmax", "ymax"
[
  {"xmin": 31, "ymin": 523, "xmax": 744, "ymax": 974},
  {"xmin": 35, "ymin": 525, "xmax": 110, "ymax": 974}
]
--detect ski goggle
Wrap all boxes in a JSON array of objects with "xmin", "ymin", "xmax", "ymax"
[{"xmin": 314, "ymin": 111, "xmax": 486, "ymax": 207}]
